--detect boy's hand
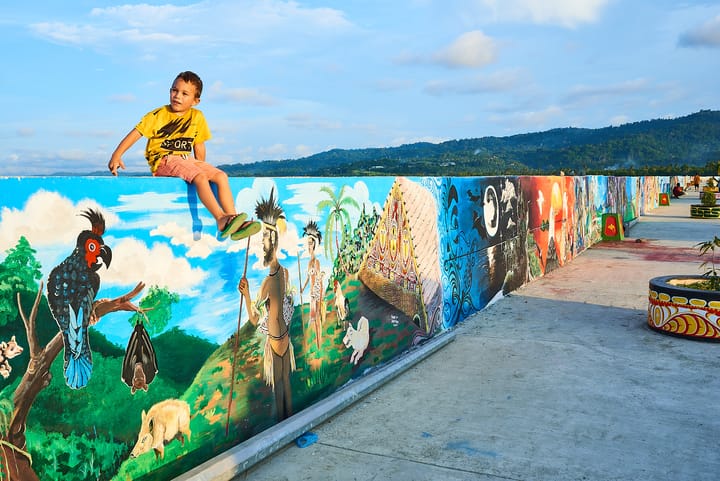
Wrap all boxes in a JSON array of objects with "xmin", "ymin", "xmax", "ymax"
[{"xmin": 108, "ymin": 158, "xmax": 125, "ymax": 176}]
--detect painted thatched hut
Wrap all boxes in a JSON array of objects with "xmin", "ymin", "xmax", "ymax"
[{"xmin": 358, "ymin": 177, "xmax": 443, "ymax": 335}]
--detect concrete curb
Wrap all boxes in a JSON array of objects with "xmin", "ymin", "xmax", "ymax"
[{"xmin": 173, "ymin": 330, "xmax": 456, "ymax": 481}]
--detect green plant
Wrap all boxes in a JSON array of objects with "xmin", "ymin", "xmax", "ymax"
[
  {"xmin": 697, "ymin": 235, "xmax": 720, "ymax": 290},
  {"xmin": 700, "ymin": 190, "xmax": 717, "ymax": 206}
]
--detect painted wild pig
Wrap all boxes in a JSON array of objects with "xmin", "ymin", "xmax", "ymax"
[{"xmin": 130, "ymin": 399, "xmax": 191, "ymax": 460}]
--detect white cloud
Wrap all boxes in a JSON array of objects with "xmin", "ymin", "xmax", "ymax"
[
  {"xmin": 678, "ymin": 15, "xmax": 720, "ymax": 48},
  {"xmin": 609, "ymin": 115, "xmax": 630, "ymax": 126},
  {"xmin": 90, "ymin": 4, "xmax": 195, "ymax": 26},
  {"xmin": 0, "ymin": 190, "xmax": 211, "ymax": 296},
  {"xmin": 424, "ymin": 70, "xmax": 521, "ymax": 96},
  {"xmin": 113, "ymin": 192, "xmax": 187, "ymax": 213},
  {"xmin": 108, "ymin": 93, "xmax": 137, "ymax": 103},
  {"xmin": 284, "ymin": 181, "xmax": 335, "ymax": 218},
  {"xmin": 0, "ymin": 190, "xmax": 116, "ymax": 253},
  {"xmin": 0, "ymin": 191, "xmax": 121, "ymax": 284},
  {"xmin": 285, "ymin": 179, "xmax": 377, "ymax": 230},
  {"xmin": 470, "ymin": 0, "xmax": 609, "ymax": 28},
  {"xmin": 489, "ymin": 105, "xmax": 565, "ymax": 130},
  {"xmin": 151, "ymin": 221, "xmax": 226, "ymax": 259},
  {"xmin": 259, "ymin": 144, "xmax": 289, "ymax": 157},
  {"xmin": 286, "ymin": 113, "xmax": 342, "ymax": 130},
  {"xmin": 227, "ymin": 178, "xmax": 276, "ymax": 262},
  {"xmin": 30, "ymin": 21, "xmax": 199, "ymax": 47},
  {"xmin": 30, "ymin": 1, "xmax": 355, "ymax": 51},
  {"xmin": 103, "ymin": 237, "xmax": 207, "ymax": 295},
  {"xmin": 372, "ymin": 78, "xmax": 415, "ymax": 92},
  {"xmin": 112, "ymin": 190, "xmax": 253, "ymax": 259},
  {"xmin": 294, "ymin": 144, "xmax": 315, "ymax": 158},
  {"xmin": 563, "ymin": 78, "xmax": 649, "ymax": 106},
  {"xmin": 396, "ymin": 30, "xmax": 497, "ymax": 69},
  {"xmin": 390, "ymin": 136, "xmax": 447, "ymax": 146},
  {"xmin": 207, "ymin": 81, "xmax": 277, "ymax": 106},
  {"xmin": 433, "ymin": 30, "xmax": 497, "ymax": 68}
]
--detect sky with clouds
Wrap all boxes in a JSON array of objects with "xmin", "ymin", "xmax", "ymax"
[{"xmin": 2, "ymin": 0, "xmax": 719, "ymax": 176}]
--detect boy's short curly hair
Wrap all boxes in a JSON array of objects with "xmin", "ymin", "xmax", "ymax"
[{"xmin": 176, "ymin": 71, "xmax": 203, "ymax": 98}]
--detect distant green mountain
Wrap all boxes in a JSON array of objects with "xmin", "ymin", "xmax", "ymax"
[{"xmin": 218, "ymin": 109, "xmax": 720, "ymax": 177}]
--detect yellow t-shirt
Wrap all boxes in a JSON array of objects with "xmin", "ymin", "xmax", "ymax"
[{"xmin": 135, "ymin": 105, "xmax": 212, "ymax": 172}]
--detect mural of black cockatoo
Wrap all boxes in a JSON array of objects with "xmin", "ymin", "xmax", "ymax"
[{"xmin": 47, "ymin": 208, "xmax": 112, "ymax": 389}]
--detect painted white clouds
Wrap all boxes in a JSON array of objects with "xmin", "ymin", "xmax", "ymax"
[
  {"xmin": 0, "ymin": 190, "xmax": 112, "ymax": 252},
  {"xmin": 105, "ymin": 237, "xmax": 207, "ymax": 296},
  {"xmin": 0, "ymin": 190, "xmax": 209, "ymax": 296}
]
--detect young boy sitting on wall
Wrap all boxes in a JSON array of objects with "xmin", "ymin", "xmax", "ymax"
[{"xmin": 108, "ymin": 71, "xmax": 246, "ymax": 239}]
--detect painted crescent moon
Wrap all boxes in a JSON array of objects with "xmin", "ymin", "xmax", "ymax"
[{"xmin": 484, "ymin": 185, "xmax": 499, "ymax": 238}]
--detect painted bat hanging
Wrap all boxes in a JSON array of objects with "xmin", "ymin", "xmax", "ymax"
[{"xmin": 122, "ymin": 322, "xmax": 158, "ymax": 394}]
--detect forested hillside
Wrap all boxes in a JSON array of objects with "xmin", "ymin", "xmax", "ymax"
[{"xmin": 219, "ymin": 110, "xmax": 720, "ymax": 177}]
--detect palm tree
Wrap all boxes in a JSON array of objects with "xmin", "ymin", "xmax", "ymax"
[{"xmin": 317, "ymin": 184, "xmax": 360, "ymax": 276}]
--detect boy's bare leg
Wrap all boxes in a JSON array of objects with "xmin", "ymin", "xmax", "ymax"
[
  {"xmin": 193, "ymin": 174, "xmax": 231, "ymax": 229},
  {"xmin": 208, "ymin": 170, "xmax": 237, "ymax": 216}
]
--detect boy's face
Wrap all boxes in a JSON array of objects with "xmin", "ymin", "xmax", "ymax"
[{"xmin": 169, "ymin": 78, "xmax": 200, "ymax": 114}]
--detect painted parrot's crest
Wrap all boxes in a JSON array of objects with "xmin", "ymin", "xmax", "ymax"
[{"xmin": 47, "ymin": 208, "xmax": 112, "ymax": 389}]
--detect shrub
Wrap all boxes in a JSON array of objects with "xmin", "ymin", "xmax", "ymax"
[
  {"xmin": 701, "ymin": 190, "xmax": 717, "ymax": 206},
  {"xmin": 697, "ymin": 235, "xmax": 720, "ymax": 291}
]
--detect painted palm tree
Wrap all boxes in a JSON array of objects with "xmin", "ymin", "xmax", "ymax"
[{"xmin": 317, "ymin": 184, "xmax": 360, "ymax": 276}]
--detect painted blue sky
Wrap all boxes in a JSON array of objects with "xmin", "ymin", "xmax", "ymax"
[
  {"xmin": 0, "ymin": 176, "xmax": 389, "ymax": 345},
  {"xmin": 2, "ymin": 0, "xmax": 719, "ymax": 176}
]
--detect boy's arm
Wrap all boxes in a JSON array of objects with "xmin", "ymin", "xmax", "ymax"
[
  {"xmin": 108, "ymin": 128, "xmax": 142, "ymax": 176},
  {"xmin": 194, "ymin": 140, "xmax": 206, "ymax": 162}
]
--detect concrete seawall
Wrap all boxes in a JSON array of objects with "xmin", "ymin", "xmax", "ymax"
[{"xmin": 0, "ymin": 174, "xmax": 679, "ymax": 480}]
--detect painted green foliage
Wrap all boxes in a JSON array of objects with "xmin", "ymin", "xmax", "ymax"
[
  {"xmin": 0, "ymin": 236, "xmax": 42, "ymax": 327},
  {"xmin": 128, "ymin": 286, "xmax": 179, "ymax": 336}
]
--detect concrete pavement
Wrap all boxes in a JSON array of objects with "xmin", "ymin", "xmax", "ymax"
[{"xmin": 236, "ymin": 194, "xmax": 720, "ymax": 481}]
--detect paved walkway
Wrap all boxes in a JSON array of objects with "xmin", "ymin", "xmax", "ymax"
[{"xmin": 239, "ymin": 194, "xmax": 720, "ymax": 481}]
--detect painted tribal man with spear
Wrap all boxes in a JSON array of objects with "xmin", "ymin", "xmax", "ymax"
[{"xmin": 238, "ymin": 188, "xmax": 296, "ymax": 421}]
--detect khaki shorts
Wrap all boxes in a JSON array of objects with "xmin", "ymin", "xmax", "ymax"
[{"xmin": 153, "ymin": 154, "xmax": 223, "ymax": 183}]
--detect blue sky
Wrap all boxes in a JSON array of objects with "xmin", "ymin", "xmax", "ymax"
[{"xmin": 2, "ymin": 0, "xmax": 719, "ymax": 176}]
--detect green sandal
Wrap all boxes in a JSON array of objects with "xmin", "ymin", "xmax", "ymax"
[
  {"xmin": 231, "ymin": 220, "xmax": 262, "ymax": 240},
  {"xmin": 219, "ymin": 213, "xmax": 248, "ymax": 239}
]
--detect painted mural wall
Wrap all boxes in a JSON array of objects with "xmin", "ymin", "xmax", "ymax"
[{"xmin": 0, "ymin": 174, "xmax": 666, "ymax": 480}]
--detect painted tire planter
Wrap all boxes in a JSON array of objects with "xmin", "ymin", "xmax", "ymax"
[
  {"xmin": 690, "ymin": 204, "xmax": 720, "ymax": 218},
  {"xmin": 648, "ymin": 275, "xmax": 720, "ymax": 340}
]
